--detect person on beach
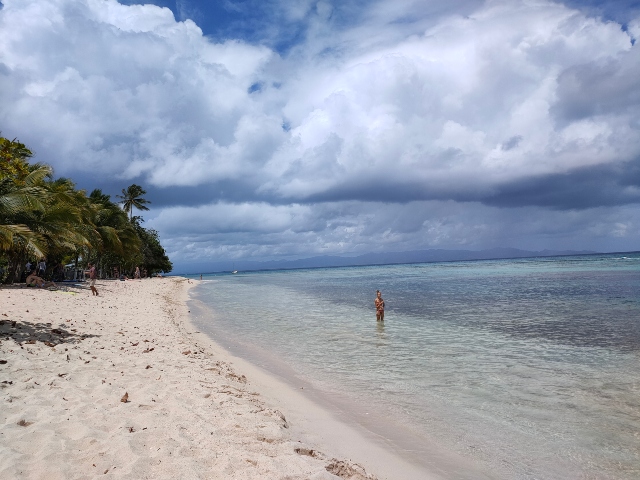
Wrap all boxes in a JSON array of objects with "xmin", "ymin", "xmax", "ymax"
[
  {"xmin": 37, "ymin": 259, "xmax": 46, "ymax": 277},
  {"xmin": 25, "ymin": 272, "xmax": 56, "ymax": 288},
  {"xmin": 134, "ymin": 266, "xmax": 140, "ymax": 279},
  {"xmin": 23, "ymin": 261, "xmax": 32, "ymax": 282},
  {"xmin": 86, "ymin": 263, "xmax": 98, "ymax": 296},
  {"xmin": 52, "ymin": 262, "xmax": 65, "ymax": 282},
  {"xmin": 374, "ymin": 290, "xmax": 385, "ymax": 321}
]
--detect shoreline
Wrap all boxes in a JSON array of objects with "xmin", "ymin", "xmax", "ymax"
[
  {"xmin": 0, "ymin": 276, "xmax": 428, "ymax": 479},
  {"xmin": 187, "ymin": 294, "xmax": 491, "ymax": 480},
  {"xmin": 186, "ymin": 295, "xmax": 454, "ymax": 480}
]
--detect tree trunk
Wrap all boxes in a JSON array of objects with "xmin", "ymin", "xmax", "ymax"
[{"xmin": 6, "ymin": 252, "xmax": 22, "ymax": 284}]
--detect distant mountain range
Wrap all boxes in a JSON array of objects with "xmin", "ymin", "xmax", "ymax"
[{"xmin": 175, "ymin": 247, "xmax": 597, "ymax": 274}]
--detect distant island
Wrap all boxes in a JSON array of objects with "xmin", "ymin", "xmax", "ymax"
[{"xmin": 176, "ymin": 247, "xmax": 600, "ymax": 274}]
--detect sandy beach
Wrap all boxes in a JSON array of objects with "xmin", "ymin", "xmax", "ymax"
[{"xmin": 0, "ymin": 277, "xmax": 431, "ymax": 480}]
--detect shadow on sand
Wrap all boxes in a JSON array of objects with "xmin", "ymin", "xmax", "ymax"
[{"xmin": 0, "ymin": 318, "xmax": 99, "ymax": 347}]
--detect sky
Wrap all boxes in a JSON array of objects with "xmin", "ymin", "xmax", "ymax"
[{"xmin": 1, "ymin": 0, "xmax": 639, "ymax": 271}]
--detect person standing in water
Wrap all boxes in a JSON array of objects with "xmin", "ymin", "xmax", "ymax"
[{"xmin": 374, "ymin": 290, "xmax": 385, "ymax": 321}]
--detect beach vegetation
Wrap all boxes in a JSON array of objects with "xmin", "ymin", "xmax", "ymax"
[
  {"xmin": 117, "ymin": 183, "xmax": 150, "ymax": 221},
  {"xmin": 131, "ymin": 217, "xmax": 173, "ymax": 274},
  {"xmin": 0, "ymin": 136, "xmax": 172, "ymax": 283}
]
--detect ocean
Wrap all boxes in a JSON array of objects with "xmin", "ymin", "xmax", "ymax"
[{"xmin": 188, "ymin": 253, "xmax": 640, "ymax": 479}]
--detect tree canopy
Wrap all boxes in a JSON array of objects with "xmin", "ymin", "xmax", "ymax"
[{"xmin": 0, "ymin": 136, "xmax": 172, "ymax": 283}]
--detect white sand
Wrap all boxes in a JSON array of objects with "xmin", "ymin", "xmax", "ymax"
[{"xmin": 0, "ymin": 277, "xmax": 431, "ymax": 479}]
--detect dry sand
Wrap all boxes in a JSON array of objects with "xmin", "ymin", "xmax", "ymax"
[{"xmin": 0, "ymin": 277, "xmax": 427, "ymax": 480}]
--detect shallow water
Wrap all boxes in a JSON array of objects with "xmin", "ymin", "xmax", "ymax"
[{"xmin": 189, "ymin": 254, "xmax": 640, "ymax": 479}]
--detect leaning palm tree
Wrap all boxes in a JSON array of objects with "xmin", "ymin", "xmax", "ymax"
[
  {"xmin": 34, "ymin": 177, "xmax": 92, "ymax": 256},
  {"xmin": 83, "ymin": 189, "xmax": 142, "ymax": 277},
  {"xmin": 0, "ymin": 137, "xmax": 44, "ymax": 254},
  {"xmin": 0, "ymin": 163, "xmax": 51, "ymax": 257},
  {"xmin": 89, "ymin": 189, "xmax": 141, "ymax": 256},
  {"xmin": 1, "ymin": 163, "xmax": 90, "ymax": 282},
  {"xmin": 117, "ymin": 184, "xmax": 150, "ymax": 221}
]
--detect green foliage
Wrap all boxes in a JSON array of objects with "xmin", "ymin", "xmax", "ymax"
[
  {"xmin": 132, "ymin": 218, "xmax": 173, "ymax": 275},
  {"xmin": 117, "ymin": 184, "xmax": 151, "ymax": 220},
  {"xmin": 0, "ymin": 146, "xmax": 51, "ymax": 257},
  {"xmin": 0, "ymin": 136, "xmax": 172, "ymax": 283},
  {"xmin": 0, "ymin": 136, "xmax": 33, "ymax": 178}
]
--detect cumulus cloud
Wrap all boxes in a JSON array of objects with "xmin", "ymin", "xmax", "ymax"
[
  {"xmin": 266, "ymin": 0, "xmax": 639, "ymax": 204},
  {"xmin": 0, "ymin": 0, "xmax": 274, "ymax": 185},
  {"xmin": 1, "ymin": 0, "xmax": 639, "ymax": 265}
]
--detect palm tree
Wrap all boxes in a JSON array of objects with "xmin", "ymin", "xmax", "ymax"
[
  {"xmin": 0, "ymin": 137, "xmax": 42, "ymax": 254},
  {"xmin": 35, "ymin": 177, "xmax": 92, "ymax": 256},
  {"xmin": 1, "ymin": 136, "xmax": 171, "ymax": 282},
  {"xmin": 0, "ymin": 163, "xmax": 51, "ymax": 258},
  {"xmin": 1, "ymin": 162, "xmax": 91, "ymax": 282},
  {"xmin": 117, "ymin": 184, "xmax": 150, "ymax": 221},
  {"xmin": 89, "ymin": 189, "xmax": 141, "ymax": 257},
  {"xmin": 0, "ymin": 136, "xmax": 33, "ymax": 172}
]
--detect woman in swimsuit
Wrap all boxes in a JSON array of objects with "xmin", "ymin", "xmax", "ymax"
[{"xmin": 374, "ymin": 290, "xmax": 385, "ymax": 321}]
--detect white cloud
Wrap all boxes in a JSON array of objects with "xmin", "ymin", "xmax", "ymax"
[
  {"xmin": 2, "ymin": 0, "xmax": 637, "ymax": 192},
  {"xmin": 629, "ymin": 19, "xmax": 640, "ymax": 42},
  {"xmin": 0, "ymin": 0, "xmax": 273, "ymax": 183},
  {"xmin": 1, "ymin": 0, "xmax": 639, "ymax": 262},
  {"xmin": 268, "ymin": 0, "xmax": 638, "ymax": 197}
]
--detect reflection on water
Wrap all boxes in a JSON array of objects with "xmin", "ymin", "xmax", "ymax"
[
  {"xmin": 375, "ymin": 319, "xmax": 386, "ymax": 339},
  {"xmin": 192, "ymin": 254, "xmax": 640, "ymax": 479}
]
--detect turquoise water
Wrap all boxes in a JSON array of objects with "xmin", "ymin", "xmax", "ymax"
[{"xmin": 189, "ymin": 254, "xmax": 640, "ymax": 479}]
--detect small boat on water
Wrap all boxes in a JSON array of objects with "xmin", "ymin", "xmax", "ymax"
[{"xmin": 232, "ymin": 270, "xmax": 238, "ymax": 274}]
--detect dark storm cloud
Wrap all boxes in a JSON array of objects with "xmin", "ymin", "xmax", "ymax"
[
  {"xmin": 299, "ymin": 177, "xmax": 484, "ymax": 204},
  {"xmin": 485, "ymin": 159, "xmax": 640, "ymax": 209},
  {"xmin": 147, "ymin": 181, "xmax": 265, "ymax": 208},
  {"xmin": 300, "ymin": 158, "xmax": 640, "ymax": 211},
  {"xmin": 135, "ymin": 160, "xmax": 640, "ymax": 213}
]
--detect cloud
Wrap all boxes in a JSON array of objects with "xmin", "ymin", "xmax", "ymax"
[
  {"xmin": 3, "ymin": 0, "xmax": 638, "ymax": 204},
  {"xmin": 152, "ymin": 202, "xmax": 318, "ymax": 235},
  {"xmin": 152, "ymin": 200, "xmax": 640, "ymax": 265},
  {"xmin": 553, "ymin": 44, "xmax": 640, "ymax": 120},
  {"xmin": 485, "ymin": 160, "xmax": 640, "ymax": 209},
  {"xmin": 555, "ymin": 0, "xmax": 640, "ymax": 25},
  {"xmin": 0, "ymin": 0, "xmax": 273, "ymax": 184},
  {"xmin": 1, "ymin": 0, "xmax": 639, "ymax": 264},
  {"xmin": 264, "ymin": 0, "xmax": 639, "ymax": 206}
]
